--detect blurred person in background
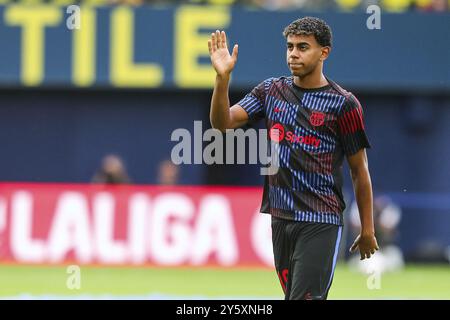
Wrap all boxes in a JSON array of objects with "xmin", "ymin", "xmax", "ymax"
[
  {"xmin": 418, "ymin": 0, "xmax": 449, "ymax": 11},
  {"xmin": 245, "ymin": 0, "xmax": 337, "ymax": 11},
  {"xmin": 348, "ymin": 195, "xmax": 404, "ymax": 273},
  {"xmin": 92, "ymin": 154, "xmax": 132, "ymax": 184},
  {"xmin": 157, "ymin": 159, "xmax": 180, "ymax": 185},
  {"xmin": 106, "ymin": 0, "xmax": 144, "ymax": 5}
]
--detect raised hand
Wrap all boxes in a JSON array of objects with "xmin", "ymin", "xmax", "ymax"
[{"xmin": 208, "ymin": 30, "xmax": 238, "ymax": 77}]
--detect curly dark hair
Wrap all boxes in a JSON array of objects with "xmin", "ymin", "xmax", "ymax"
[{"xmin": 282, "ymin": 17, "xmax": 332, "ymax": 48}]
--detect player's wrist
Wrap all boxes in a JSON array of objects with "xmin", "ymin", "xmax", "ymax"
[
  {"xmin": 361, "ymin": 229, "xmax": 375, "ymax": 237},
  {"xmin": 216, "ymin": 72, "xmax": 231, "ymax": 80}
]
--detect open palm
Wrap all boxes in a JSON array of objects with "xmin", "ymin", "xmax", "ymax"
[{"xmin": 208, "ymin": 30, "xmax": 238, "ymax": 77}]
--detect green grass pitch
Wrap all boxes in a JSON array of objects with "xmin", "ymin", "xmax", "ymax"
[{"xmin": 0, "ymin": 264, "xmax": 448, "ymax": 299}]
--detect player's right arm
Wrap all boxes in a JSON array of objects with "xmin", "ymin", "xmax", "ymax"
[{"xmin": 208, "ymin": 30, "xmax": 248, "ymax": 132}]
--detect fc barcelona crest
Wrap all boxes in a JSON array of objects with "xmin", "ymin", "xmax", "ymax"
[{"xmin": 310, "ymin": 111, "xmax": 325, "ymax": 127}]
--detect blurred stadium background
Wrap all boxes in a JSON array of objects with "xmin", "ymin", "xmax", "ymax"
[{"xmin": 0, "ymin": 0, "xmax": 449, "ymax": 300}]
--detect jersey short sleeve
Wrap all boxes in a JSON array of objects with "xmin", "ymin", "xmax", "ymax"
[
  {"xmin": 237, "ymin": 78, "xmax": 273, "ymax": 122},
  {"xmin": 337, "ymin": 94, "xmax": 371, "ymax": 156}
]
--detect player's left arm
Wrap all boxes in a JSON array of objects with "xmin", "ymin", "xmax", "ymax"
[{"xmin": 347, "ymin": 148, "xmax": 379, "ymax": 260}]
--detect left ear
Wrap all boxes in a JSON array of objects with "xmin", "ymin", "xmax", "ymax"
[{"xmin": 319, "ymin": 46, "xmax": 331, "ymax": 61}]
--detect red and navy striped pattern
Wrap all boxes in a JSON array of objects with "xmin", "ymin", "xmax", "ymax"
[
  {"xmin": 338, "ymin": 96, "xmax": 365, "ymax": 135},
  {"xmin": 238, "ymin": 76, "xmax": 371, "ymax": 226}
]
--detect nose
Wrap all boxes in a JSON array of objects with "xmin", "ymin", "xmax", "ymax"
[{"xmin": 289, "ymin": 47, "xmax": 300, "ymax": 59}]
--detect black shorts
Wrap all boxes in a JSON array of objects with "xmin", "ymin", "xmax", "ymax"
[{"xmin": 271, "ymin": 216, "xmax": 343, "ymax": 300}]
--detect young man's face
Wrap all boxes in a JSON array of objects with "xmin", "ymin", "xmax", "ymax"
[{"xmin": 286, "ymin": 34, "xmax": 329, "ymax": 78}]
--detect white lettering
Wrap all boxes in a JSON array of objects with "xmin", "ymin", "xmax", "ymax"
[
  {"xmin": 191, "ymin": 195, "xmax": 238, "ymax": 266},
  {"xmin": 47, "ymin": 192, "xmax": 92, "ymax": 263}
]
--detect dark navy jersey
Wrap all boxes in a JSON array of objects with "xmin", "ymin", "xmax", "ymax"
[{"xmin": 237, "ymin": 76, "xmax": 371, "ymax": 226}]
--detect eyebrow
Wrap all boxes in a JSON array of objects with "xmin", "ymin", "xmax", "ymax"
[{"xmin": 286, "ymin": 42, "xmax": 310, "ymax": 46}]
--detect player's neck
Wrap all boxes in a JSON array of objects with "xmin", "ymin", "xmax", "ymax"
[{"xmin": 293, "ymin": 69, "xmax": 328, "ymax": 89}]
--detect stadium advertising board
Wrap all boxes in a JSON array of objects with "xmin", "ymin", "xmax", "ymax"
[
  {"xmin": 0, "ymin": 5, "xmax": 448, "ymax": 91},
  {"xmin": 0, "ymin": 183, "xmax": 274, "ymax": 267}
]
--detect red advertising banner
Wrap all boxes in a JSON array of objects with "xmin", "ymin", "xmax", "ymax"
[{"xmin": 0, "ymin": 183, "xmax": 274, "ymax": 267}]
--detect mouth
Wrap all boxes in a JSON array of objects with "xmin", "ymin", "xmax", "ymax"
[{"xmin": 289, "ymin": 63, "xmax": 303, "ymax": 68}]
